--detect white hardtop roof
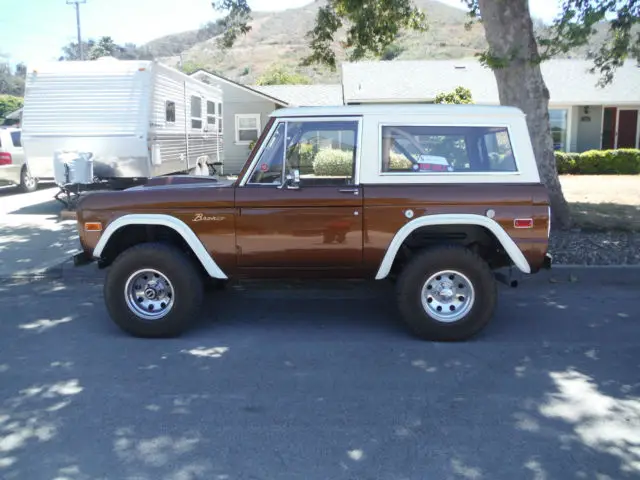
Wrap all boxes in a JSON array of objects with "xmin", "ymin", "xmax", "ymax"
[{"xmin": 270, "ymin": 103, "xmax": 526, "ymax": 118}]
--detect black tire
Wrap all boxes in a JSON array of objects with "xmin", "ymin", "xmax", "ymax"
[
  {"xmin": 396, "ymin": 245, "xmax": 497, "ymax": 342},
  {"xmin": 18, "ymin": 166, "xmax": 38, "ymax": 193},
  {"xmin": 103, "ymin": 242, "xmax": 204, "ymax": 338}
]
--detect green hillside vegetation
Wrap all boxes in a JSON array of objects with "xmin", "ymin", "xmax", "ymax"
[{"xmin": 149, "ymin": 0, "xmax": 612, "ymax": 84}]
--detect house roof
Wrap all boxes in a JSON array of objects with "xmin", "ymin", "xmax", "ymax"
[
  {"xmin": 251, "ymin": 84, "xmax": 344, "ymax": 106},
  {"xmin": 341, "ymin": 59, "xmax": 640, "ymax": 105},
  {"xmin": 190, "ymin": 69, "xmax": 289, "ymax": 106}
]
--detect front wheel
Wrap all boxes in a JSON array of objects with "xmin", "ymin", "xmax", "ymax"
[
  {"xmin": 103, "ymin": 243, "xmax": 204, "ymax": 338},
  {"xmin": 396, "ymin": 245, "xmax": 497, "ymax": 341}
]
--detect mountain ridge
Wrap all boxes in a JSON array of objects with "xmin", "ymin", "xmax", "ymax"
[{"xmin": 142, "ymin": 0, "xmax": 602, "ymax": 84}]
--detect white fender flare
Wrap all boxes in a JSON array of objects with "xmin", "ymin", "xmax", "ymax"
[
  {"xmin": 93, "ymin": 214, "xmax": 228, "ymax": 279},
  {"xmin": 375, "ymin": 214, "xmax": 531, "ymax": 280}
]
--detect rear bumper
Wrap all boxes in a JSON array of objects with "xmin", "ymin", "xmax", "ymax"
[{"xmin": 0, "ymin": 165, "xmax": 22, "ymax": 185}]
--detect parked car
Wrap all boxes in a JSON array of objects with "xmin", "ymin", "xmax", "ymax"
[
  {"xmin": 0, "ymin": 127, "xmax": 38, "ymax": 192},
  {"xmin": 72, "ymin": 103, "xmax": 552, "ymax": 341}
]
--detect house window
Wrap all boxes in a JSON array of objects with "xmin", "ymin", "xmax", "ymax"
[
  {"xmin": 235, "ymin": 114, "xmax": 260, "ymax": 144},
  {"xmin": 217, "ymin": 103, "xmax": 223, "ymax": 134},
  {"xmin": 165, "ymin": 101, "xmax": 176, "ymax": 123},
  {"xmin": 549, "ymin": 109, "xmax": 568, "ymax": 151},
  {"xmin": 380, "ymin": 125, "xmax": 517, "ymax": 173},
  {"xmin": 190, "ymin": 96, "xmax": 202, "ymax": 130},
  {"xmin": 206, "ymin": 100, "xmax": 216, "ymax": 128}
]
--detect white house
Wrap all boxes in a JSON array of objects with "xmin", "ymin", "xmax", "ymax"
[
  {"xmin": 341, "ymin": 59, "xmax": 640, "ymax": 153},
  {"xmin": 195, "ymin": 59, "xmax": 639, "ymax": 173}
]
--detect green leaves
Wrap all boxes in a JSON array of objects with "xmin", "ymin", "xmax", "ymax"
[
  {"xmin": 255, "ymin": 64, "xmax": 312, "ymax": 85},
  {"xmin": 302, "ymin": 0, "xmax": 428, "ymax": 68},
  {"xmin": 434, "ymin": 86, "xmax": 474, "ymax": 104},
  {"xmin": 0, "ymin": 95, "xmax": 23, "ymax": 120},
  {"xmin": 540, "ymin": 0, "xmax": 640, "ymax": 86}
]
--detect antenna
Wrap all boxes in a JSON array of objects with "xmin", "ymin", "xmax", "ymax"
[{"xmin": 66, "ymin": 0, "xmax": 87, "ymax": 60}]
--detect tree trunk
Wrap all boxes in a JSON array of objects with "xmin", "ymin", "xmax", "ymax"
[{"xmin": 478, "ymin": 0, "xmax": 572, "ymax": 230}]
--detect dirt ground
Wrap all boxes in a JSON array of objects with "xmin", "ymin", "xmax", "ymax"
[{"xmin": 560, "ymin": 175, "xmax": 640, "ymax": 231}]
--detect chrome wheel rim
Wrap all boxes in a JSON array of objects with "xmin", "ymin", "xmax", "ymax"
[
  {"xmin": 420, "ymin": 270, "xmax": 475, "ymax": 323},
  {"xmin": 124, "ymin": 269, "xmax": 175, "ymax": 321},
  {"xmin": 23, "ymin": 170, "xmax": 35, "ymax": 189}
]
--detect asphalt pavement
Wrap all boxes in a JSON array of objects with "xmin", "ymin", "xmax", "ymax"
[
  {"xmin": 0, "ymin": 272, "xmax": 638, "ymax": 480},
  {"xmin": 0, "ymin": 184, "xmax": 79, "ymax": 278}
]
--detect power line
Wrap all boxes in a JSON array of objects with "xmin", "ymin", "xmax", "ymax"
[{"xmin": 66, "ymin": 0, "xmax": 87, "ymax": 60}]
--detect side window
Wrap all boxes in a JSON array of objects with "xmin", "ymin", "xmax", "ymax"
[
  {"xmin": 285, "ymin": 120, "xmax": 359, "ymax": 186},
  {"xmin": 190, "ymin": 96, "xmax": 202, "ymax": 130},
  {"xmin": 381, "ymin": 125, "xmax": 518, "ymax": 173},
  {"xmin": 10, "ymin": 131, "xmax": 21, "ymax": 147},
  {"xmin": 206, "ymin": 100, "xmax": 216, "ymax": 127},
  {"xmin": 165, "ymin": 101, "xmax": 176, "ymax": 123},
  {"xmin": 248, "ymin": 122, "xmax": 285, "ymax": 185}
]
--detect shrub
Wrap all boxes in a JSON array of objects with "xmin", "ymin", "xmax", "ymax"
[
  {"xmin": 389, "ymin": 153, "xmax": 413, "ymax": 170},
  {"xmin": 554, "ymin": 149, "xmax": 640, "ymax": 174},
  {"xmin": 555, "ymin": 151, "xmax": 581, "ymax": 174},
  {"xmin": 299, "ymin": 143, "xmax": 316, "ymax": 173},
  {"xmin": 312, "ymin": 148, "xmax": 353, "ymax": 176}
]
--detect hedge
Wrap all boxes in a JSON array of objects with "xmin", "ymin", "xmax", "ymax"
[
  {"xmin": 312, "ymin": 148, "xmax": 353, "ymax": 176},
  {"xmin": 555, "ymin": 149, "xmax": 640, "ymax": 174},
  {"xmin": 311, "ymin": 148, "xmax": 640, "ymax": 176}
]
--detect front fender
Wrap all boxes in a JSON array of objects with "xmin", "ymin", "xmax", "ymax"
[{"xmin": 93, "ymin": 214, "xmax": 228, "ymax": 279}]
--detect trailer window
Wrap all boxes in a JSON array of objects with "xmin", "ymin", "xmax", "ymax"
[
  {"xmin": 190, "ymin": 96, "xmax": 202, "ymax": 129},
  {"xmin": 165, "ymin": 101, "xmax": 176, "ymax": 123},
  {"xmin": 217, "ymin": 103, "xmax": 223, "ymax": 134},
  {"xmin": 206, "ymin": 100, "xmax": 216, "ymax": 127}
]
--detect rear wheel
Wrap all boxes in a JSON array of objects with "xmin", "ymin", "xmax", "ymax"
[
  {"xmin": 104, "ymin": 242, "xmax": 204, "ymax": 338},
  {"xmin": 396, "ymin": 245, "xmax": 497, "ymax": 341},
  {"xmin": 19, "ymin": 166, "xmax": 38, "ymax": 193}
]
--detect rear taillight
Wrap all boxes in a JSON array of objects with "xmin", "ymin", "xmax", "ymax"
[{"xmin": 0, "ymin": 152, "xmax": 12, "ymax": 165}]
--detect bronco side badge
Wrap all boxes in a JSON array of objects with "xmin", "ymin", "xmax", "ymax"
[{"xmin": 193, "ymin": 213, "xmax": 225, "ymax": 222}]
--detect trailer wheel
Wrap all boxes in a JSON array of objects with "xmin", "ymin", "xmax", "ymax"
[{"xmin": 104, "ymin": 242, "xmax": 204, "ymax": 338}]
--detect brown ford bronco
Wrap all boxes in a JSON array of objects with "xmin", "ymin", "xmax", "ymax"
[{"xmin": 73, "ymin": 104, "xmax": 552, "ymax": 341}]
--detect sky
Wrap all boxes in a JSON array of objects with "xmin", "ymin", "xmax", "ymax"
[{"xmin": 0, "ymin": 0, "xmax": 563, "ymax": 67}]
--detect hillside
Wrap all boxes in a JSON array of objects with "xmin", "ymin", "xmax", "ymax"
[{"xmin": 146, "ymin": 0, "xmax": 602, "ymax": 84}]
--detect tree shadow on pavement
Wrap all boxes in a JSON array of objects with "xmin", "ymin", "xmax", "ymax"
[
  {"xmin": 0, "ymin": 222, "xmax": 79, "ymax": 277},
  {"xmin": 0, "ymin": 278, "xmax": 638, "ymax": 479}
]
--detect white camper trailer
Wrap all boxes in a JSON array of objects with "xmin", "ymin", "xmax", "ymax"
[{"xmin": 21, "ymin": 58, "xmax": 224, "ymax": 190}]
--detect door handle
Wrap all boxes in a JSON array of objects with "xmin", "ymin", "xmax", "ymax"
[{"xmin": 339, "ymin": 188, "xmax": 359, "ymax": 195}]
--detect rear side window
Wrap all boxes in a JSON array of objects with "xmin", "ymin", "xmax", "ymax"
[
  {"xmin": 10, "ymin": 131, "xmax": 21, "ymax": 147},
  {"xmin": 381, "ymin": 125, "xmax": 518, "ymax": 173}
]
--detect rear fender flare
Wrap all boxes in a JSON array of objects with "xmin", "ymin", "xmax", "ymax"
[{"xmin": 375, "ymin": 214, "xmax": 531, "ymax": 279}]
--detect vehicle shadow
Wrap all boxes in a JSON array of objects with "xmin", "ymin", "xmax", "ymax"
[{"xmin": 0, "ymin": 278, "xmax": 637, "ymax": 479}]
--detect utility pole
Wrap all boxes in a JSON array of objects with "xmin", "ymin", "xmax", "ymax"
[{"xmin": 66, "ymin": 0, "xmax": 87, "ymax": 60}]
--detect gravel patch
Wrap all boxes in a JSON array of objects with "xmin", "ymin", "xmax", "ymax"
[{"xmin": 549, "ymin": 229, "xmax": 640, "ymax": 265}]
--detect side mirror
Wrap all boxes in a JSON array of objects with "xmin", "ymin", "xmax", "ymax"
[{"xmin": 279, "ymin": 169, "xmax": 301, "ymax": 190}]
